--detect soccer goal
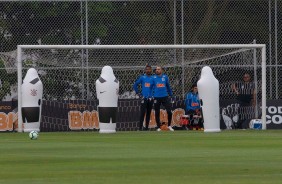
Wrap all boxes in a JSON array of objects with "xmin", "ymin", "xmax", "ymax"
[{"xmin": 16, "ymin": 44, "xmax": 266, "ymax": 132}]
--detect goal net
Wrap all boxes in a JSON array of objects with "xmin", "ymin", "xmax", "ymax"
[{"xmin": 14, "ymin": 44, "xmax": 266, "ymax": 132}]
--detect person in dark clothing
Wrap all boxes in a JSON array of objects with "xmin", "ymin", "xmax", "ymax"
[
  {"xmin": 152, "ymin": 66, "xmax": 174, "ymax": 131},
  {"xmin": 231, "ymin": 73, "xmax": 256, "ymax": 129},
  {"xmin": 133, "ymin": 64, "xmax": 154, "ymax": 131}
]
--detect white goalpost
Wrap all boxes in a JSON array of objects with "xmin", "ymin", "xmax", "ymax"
[{"xmin": 17, "ymin": 44, "xmax": 267, "ymax": 132}]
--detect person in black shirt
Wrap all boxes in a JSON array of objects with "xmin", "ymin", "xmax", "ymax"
[{"xmin": 231, "ymin": 73, "xmax": 256, "ymax": 129}]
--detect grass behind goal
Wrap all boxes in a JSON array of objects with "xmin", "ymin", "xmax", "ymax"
[{"xmin": 1, "ymin": 130, "xmax": 281, "ymax": 184}]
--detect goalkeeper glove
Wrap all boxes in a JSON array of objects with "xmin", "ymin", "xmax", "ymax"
[
  {"xmin": 138, "ymin": 93, "xmax": 143, "ymax": 99},
  {"xmin": 170, "ymin": 96, "xmax": 176, "ymax": 103}
]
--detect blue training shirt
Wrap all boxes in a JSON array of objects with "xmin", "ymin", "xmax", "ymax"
[
  {"xmin": 133, "ymin": 74, "xmax": 153, "ymax": 98},
  {"xmin": 185, "ymin": 92, "xmax": 201, "ymax": 111},
  {"xmin": 152, "ymin": 74, "xmax": 173, "ymax": 98}
]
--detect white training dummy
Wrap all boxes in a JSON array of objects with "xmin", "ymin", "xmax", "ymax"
[
  {"xmin": 96, "ymin": 66, "xmax": 119, "ymax": 133},
  {"xmin": 22, "ymin": 68, "xmax": 43, "ymax": 132},
  {"xmin": 197, "ymin": 66, "xmax": 221, "ymax": 132}
]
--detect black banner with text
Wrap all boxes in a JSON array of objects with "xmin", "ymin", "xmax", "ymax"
[{"xmin": 1, "ymin": 99, "xmax": 281, "ymax": 131}]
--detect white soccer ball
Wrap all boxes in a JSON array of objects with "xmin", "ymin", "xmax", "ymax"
[{"xmin": 29, "ymin": 131, "xmax": 39, "ymax": 140}]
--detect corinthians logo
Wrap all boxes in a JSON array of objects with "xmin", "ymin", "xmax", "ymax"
[{"xmin": 30, "ymin": 89, "xmax": 37, "ymax": 96}]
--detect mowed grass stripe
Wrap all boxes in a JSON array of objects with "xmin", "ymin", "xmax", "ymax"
[{"xmin": 0, "ymin": 130, "xmax": 282, "ymax": 184}]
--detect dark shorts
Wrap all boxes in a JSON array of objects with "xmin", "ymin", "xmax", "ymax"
[
  {"xmin": 22, "ymin": 107, "xmax": 40, "ymax": 123},
  {"xmin": 98, "ymin": 107, "xmax": 117, "ymax": 123}
]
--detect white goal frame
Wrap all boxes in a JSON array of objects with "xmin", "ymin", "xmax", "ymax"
[{"xmin": 17, "ymin": 44, "xmax": 267, "ymax": 132}]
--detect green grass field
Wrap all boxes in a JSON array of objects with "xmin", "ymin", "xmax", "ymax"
[{"xmin": 1, "ymin": 130, "xmax": 282, "ymax": 184}]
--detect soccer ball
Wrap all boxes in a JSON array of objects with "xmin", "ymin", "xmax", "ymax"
[{"xmin": 29, "ymin": 131, "xmax": 39, "ymax": 140}]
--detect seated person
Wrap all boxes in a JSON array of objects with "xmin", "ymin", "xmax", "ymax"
[{"xmin": 184, "ymin": 84, "xmax": 204, "ymax": 130}]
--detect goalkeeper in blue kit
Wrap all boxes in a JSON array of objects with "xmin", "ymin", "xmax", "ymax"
[
  {"xmin": 133, "ymin": 65, "xmax": 154, "ymax": 131},
  {"xmin": 184, "ymin": 84, "xmax": 204, "ymax": 130},
  {"xmin": 152, "ymin": 66, "xmax": 174, "ymax": 131}
]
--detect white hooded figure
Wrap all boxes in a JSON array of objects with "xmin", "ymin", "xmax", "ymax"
[
  {"xmin": 22, "ymin": 68, "xmax": 43, "ymax": 132},
  {"xmin": 197, "ymin": 66, "xmax": 221, "ymax": 132},
  {"xmin": 96, "ymin": 66, "xmax": 119, "ymax": 133}
]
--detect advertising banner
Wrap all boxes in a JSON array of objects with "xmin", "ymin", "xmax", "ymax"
[
  {"xmin": 1, "ymin": 99, "xmax": 281, "ymax": 131},
  {"xmin": 265, "ymin": 100, "xmax": 282, "ymax": 129}
]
